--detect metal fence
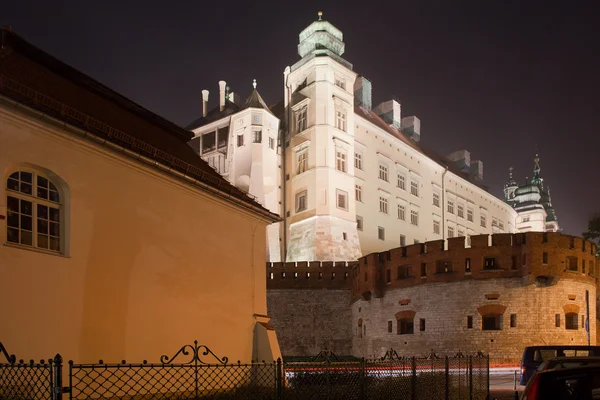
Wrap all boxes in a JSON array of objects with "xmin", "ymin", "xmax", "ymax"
[{"xmin": 0, "ymin": 342, "xmax": 489, "ymax": 400}]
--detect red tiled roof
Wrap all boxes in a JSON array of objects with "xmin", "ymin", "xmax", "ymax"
[{"xmin": 0, "ymin": 27, "xmax": 279, "ymax": 221}]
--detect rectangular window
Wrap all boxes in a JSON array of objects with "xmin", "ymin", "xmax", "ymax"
[
  {"xmin": 420, "ymin": 319, "xmax": 426, "ymax": 332},
  {"xmin": 379, "ymin": 197, "xmax": 388, "ymax": 214},
  {"xmin": 355, "ymin": 185, "xmax": 362, "ymax": 202},
  {"xmin": 481, "ymin": 214, "xmax": 487, "ymax": 228},
  {"xmin": 295, "ymin": 191, "xmax": 307, "ymax": 213},
  {"xmin": 388, "ymin": 321, "xmax": 393, "ymax": 333},
  {"xmin": 433, "ymin": 220, "xmax": 440, "ymax": 234},
  {"xmin": 457, "ymin": 204, "xmax": 464, "ymax": 218},
  {"xmin": 335, "ymin": 77, "xmax": 346, "ymax": 90},
  {"xmin": 555, "ymin": 314, "xmax": 561, "ymax": 328},
  {"xmin": 354, "ymin": 152, "xmax": 363, "ymax": 170},
  {"xmin": 237, "ymin": 133, "xmax": 244, "ymax": 147},
  {"xmin": 202, "ymin": 132, "xmax": 216, "ymax": 154},
  {"xmin": 482, "ymin": 315, "xmax": 502, "ymax": 330},
  {"xmin": 447, "ymin": 200, "xmax": 454, "ymax": 214},
  {"xmin": 356, "ymin": 216, "xmax": 363, "ymax": 231},
  {"xmin": 336, "ymin": 151, "xmax": 347, "ymax": 173},
  {"xmin": 398, "ymin": 204, "xmax": 405, "ymax": 220},
  {"xmin": 410, "ymin": 181, "xmax": 419, "ymax": 197},
  {"xmin": 510, "ymin": 314, "xmax": 517, "ymax": 328},
  {"xmin": 543, "ymin": 252, "xmax": 548, "ymax": 264},
  {"xmin": 433, "ymin": 192, "xmax": 440, "ymax": 207},
  {"xmin": 511, "ymin": 256, "xmax": 518, "ymax": 270},
  {"xmin": 335, "ymin": 110, "xmax": 347, "ymax": 131},
  {"xmin": 385, "ymin": 269, "xmax": 391, "ymax": 284},
  {"xmin": 336, "ymin": 189, "xmax": 348, "ymax": 211},
  {"xmin": 582, "ymin": 259, "xmax": 586, "ymax": 274},
  {"xmin": 379, "ymin": 164, "xmax": 388, "ymax": 182},
  {"xmin": 410, "ymin": 210, "xmax": 419, "ymax": 226},
  {"xmin": 567, "ymin": 256, "xmax": 578, "ymax": 271},
  {"xmin": 522, "ymin": 253, "xmax": 527, "ymax": 266},
  {"xmin": 465, "ymin": 258, "xmax": 471, "ymax": 273},
  {"xmin": 523, "ymin": 216, "xmax": 530, "ymax": 223},
  {"xmin": 484, "ymin": 257, "xmax": 497, "ymax": 270},
  {"xmin": 268, "ymin": 137, "xmax": 275, "ymax": 150},
  {"xmin": 467, "ymin": 316, "xmax": 473, "ymax": 329},
  {"xmin": 566, "ymin": 313, "xmax": 578, "ymax": 330},
  {"xmin": 448, "ymin": 227, "xmax": 455, "ymax": 238},
  {"xmin": 296, "ymin": 106, "xmax": 307, "ymax": 132},
  {"xmin": 421, "ymin": 263, "xmax": 427, "ymax": 278},
  {"xmin": 398, "ymin": 319, "xmax": 414, "ymax": 335},
  {"xmin": 378, "ymin": 226, "xmax": 385, "ymax": 241},
  {"xmin": 397, "ymin": 265, "xmax": 411, "ymax": 279},
  {"xmin": 436, "ymin": 260, "xmax": 452, "ymax": 274},
  {"xmin": 398, "ymin": 174, "xmax": 406, "ymax": 190},
  {"xmin": 343, "ymin": 232, "xmax": 347, "ymax": 241},
  {"xmin": 400, "ymin": 235, "xmax": 406, "ymax": 247},
  {"xmin": 467, "ymin": 208, "xmax": 474, "ymax": 222},
  {"xmin": 253, "ymin": 130, "xmax": 262, "ymax": 143},
  {"xmin": 297, "ymin": 151, "xmax": 308, "ymax": 174}
]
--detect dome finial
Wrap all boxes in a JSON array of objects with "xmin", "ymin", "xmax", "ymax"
[
  {"xmin": 318, "ymin": 11, "xmax": 323, "ymax": 20},
  {"xmin": 252, "ymin": 79, "xmax": 257, "ymax": 89}
]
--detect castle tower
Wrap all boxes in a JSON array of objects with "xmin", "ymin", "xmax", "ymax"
[{"xmin": 282, "ymin": 12, "xmax": 361, "ymax": 261}]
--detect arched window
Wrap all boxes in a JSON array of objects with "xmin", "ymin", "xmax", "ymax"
[{"xmin": 6, "ymin": 170, "xmax": 62, "ymax": 252}]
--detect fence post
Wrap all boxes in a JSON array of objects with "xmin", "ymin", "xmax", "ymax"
[
  {"xmin": 411, "ymin": 356, "xmax": 417, "ymax": 400},
  {"xmin": 53, "ymin": 354, "xmax": 62, "ymax": 400},
  {"xmin": 275, "ymin": 358, "xmax": 282, "ymax": 400},
  {"xmin": 445, "ymin": 356, "xmax": 449, "ymax": 400},
  {"xmin": 359, "ymin": 358, "xmax": 366, "ymax": 400},
  {"xmin": 468, "ymin": 355, "xmax": 473, "ymax": 400}
]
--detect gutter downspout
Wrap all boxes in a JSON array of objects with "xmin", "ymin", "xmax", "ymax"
[
  {"xmin": 282, "ymin": 70, "xmax": 292, "ymax": 262},
  {"xmin": 441, "ymin": 166, "xmax": 448, "ymax": 248}
]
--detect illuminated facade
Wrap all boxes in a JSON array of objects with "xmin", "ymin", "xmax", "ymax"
[{"xmin": 187, "ymin": 14, "xmax": 560, "ymax": 262}]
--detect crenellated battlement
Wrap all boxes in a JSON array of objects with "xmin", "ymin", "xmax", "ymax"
[
  {"xmin": 350, "ymin": 232, "xmax": 598, "ymax": 302},
  {"xmin": 267, "ymin": 261, "xmax": 358, "ymax": 290}
]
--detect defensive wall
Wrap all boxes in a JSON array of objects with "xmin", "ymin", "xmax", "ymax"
[{"xmin": 266, "ymin": 233, "xmax": 599, "ymax": 364}]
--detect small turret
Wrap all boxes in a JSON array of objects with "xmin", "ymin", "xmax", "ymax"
[{"xmin": 503, "ymin": 167, "xmax": 518, "ymax": 203}]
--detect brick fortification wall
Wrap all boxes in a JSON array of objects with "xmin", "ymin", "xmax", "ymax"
[
  {"xmin": 266, "ymin": 233, "xmax": 598, "ymax": 363},
  {"xmin": 267, "ymin": 261, "xmax": 354, "ymax": 356},
  {"xmin": 351, "ymin": 232, "xmax": 598, "ymax": 364}
]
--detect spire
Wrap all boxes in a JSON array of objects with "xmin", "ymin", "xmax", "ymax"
[
  {"xmin": 318, "ymin": 11, "xmax": 323, "ymax": 20},
  {"xmin": 531, "ymin": 153, "xmax": 543, "ymax": 189},
  {"xmin": 252, "ymin": 79, "xmax": 257, "ymax": 89},
  {"xmin": 503, "ymin": 166, "xmax": 518, "ymax": 202}
]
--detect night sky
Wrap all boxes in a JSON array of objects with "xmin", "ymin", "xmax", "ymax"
[{"xmin": 4, "ymin": 1, "xmax": 599, "ymax": 236}]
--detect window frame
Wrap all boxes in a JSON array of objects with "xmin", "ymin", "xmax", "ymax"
[
  {"xmin": 295, "ymin": 190, "xmax": 307, "ymax": 213},
  {"xmin": 6, "ymin": 169, "xmax": 65, "ymax": 254}
]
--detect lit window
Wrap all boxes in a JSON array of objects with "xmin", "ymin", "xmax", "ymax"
[
  {"xmin": 336, "ymin": 189, "xmax": 348, "ymax": 211},
  {"xmin": 379, "ymin": 164, "xmax": 388, "ymax": 182},
  {"xmin": 295, "ymin": 190, "xmax": 307, "ymax": 213},
  {"xmin": 354, "ymin": 152, "xmax": 363, "ymax": 170},
  {"xmin": 335, "ymin": 110, "xmax": 346, "ymax": 131},
  {"xmin": 433, "ymin": 192, "xmax": 440, "ymax": 207},
  {"xmin": 6, "ymin": 170, "xmax": 63, "ymax": 252},
  {"xmin": 481, "ymin": 214, "xmax": 487, "ymax": 228},
  {"xmin": 357, "ymin": 216, "xmax": 363, "ymax": 231},
  {"xmin": 253, "ymin": 130, "xmax": 262, "ymax": 143},
  {"xmin": 336, "ymin": 151, "xmax": 347, "ymax": 173},
  {"xmin": 410, "ymin": 181, "xmax": 419, "ymax": 197},
  {"xmin": 448, "ymin": 226, "xmax": 455, "ymax": 238},
  {"xmin": 379, "ymin": 197, "xmax": 388, "ymax": 214},
  {"xmin": 433, "ymin": 220, "xmax": 440, "ymax": 234},
  {"xmin": 378, "ymin": 226, "xmax": 385, "ymax": 240},
  {"xmin": 355, "ymin": 185, "xmax": 362, "ymax": 202},
  {"xmin": 397, "ymin": 204, "xmax": 405, "ymax": 220},
  {"xmin": 457, "ymin": 204, "xmax": 464, "ymax": 218},
  {"xmin": 397, "ymin": 174, "xmax": 406, "ymax": 190},
  {"xmin": 297, "ymin": 151, "xmax": 308, "ymax": 175},
  {"xmin": 410, "ymin": 210, "xmax": 419, "ymax": 226},
  {"xmin": 447, "ymin": 200, "xmax": 454, "ymax": 214},
  {"xmin": 296, "ymin": 106, "xmax": 307, "ymax": 133},
  {"xmin": 467, "ymin": 208, "xmax": 473, "ymax": 222}
]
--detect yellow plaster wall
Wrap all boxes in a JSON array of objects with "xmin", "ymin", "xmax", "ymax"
[{"xmin": 0, "ymin": 103, "xmax": 274, "ymax": 364}]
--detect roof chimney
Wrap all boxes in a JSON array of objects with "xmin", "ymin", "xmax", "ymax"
[
  {"xmin": 202, "ymin": 90, "xmax": 209, "ymax": 117},
  {"xmin": 218, "ymin": 80, "xmax": 226, "ymax": 111}
]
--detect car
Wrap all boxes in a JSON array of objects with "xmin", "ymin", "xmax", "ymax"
[
  {"xmin": 521, "ymin": 364, "xmax": 600, "ymax": 399},
  {"xmin": 519, "ymin": 346, "xmax": 600, "ymax": 385}
]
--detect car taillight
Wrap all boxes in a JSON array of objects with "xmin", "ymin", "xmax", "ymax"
[
  {"xmin": 522, "ymin": 374, "xmax": 540, "ymax": 400},
  {"xmin": 521, "ymin": 364, "xmax": 526, "ymax": 376}
]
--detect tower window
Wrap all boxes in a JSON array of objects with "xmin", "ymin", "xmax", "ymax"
[
  {"xmin": 253, "ymin": 130, "xmax": 262, "ymax": 143},
  {"xmin": 336, "ymin": 151, "xmax": 347, "ymax": 173},
  {"xmin": 295, "ymin": 191, "xmax": 307, "ymax": 213},
  {"xmin": 296, "ymin": 106, "xmax": 307, "ymax": 132},
  {"xmin": 378, "ymin": 227, "xmax": 385, "ymax": 241},
  {"xmin": 336, "ymin": 189, "xmax": 348, "ymax": 211},
  {"xmin": 335, "ymin": 110, "xmax": 347, "ymax": 131},
  {"xmin": 296, "ymin": 150, "xmax": 308, "ymax": 175}
]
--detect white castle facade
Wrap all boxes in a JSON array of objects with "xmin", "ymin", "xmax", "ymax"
[{"xmin": 186, "ymin": 14, "xmax": 559, "ymax": 262}]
